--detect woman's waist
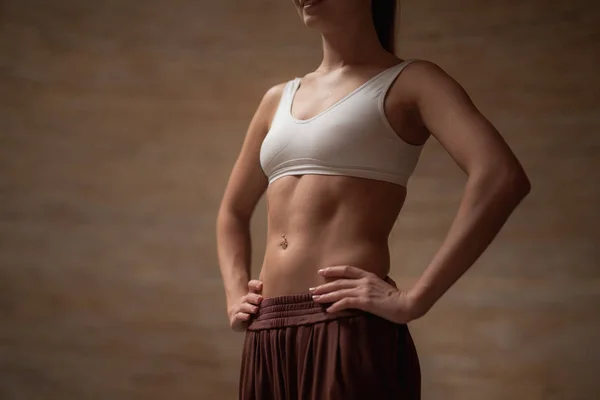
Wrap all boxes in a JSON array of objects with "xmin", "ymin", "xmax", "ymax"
[
  {"xmin": 247, "ymin": 286, "xmax": 401, "ymax": 331},
  {"xmin": 247, "ymin": 292, "xmax": 365, "ymax": 331},
  {"xmin": 258, "ymin": 241, "xmax": 391, "ymax": 297},
  {"xmin": 264, "ymin": 226, "xmax": 390, "ymax": 254}
]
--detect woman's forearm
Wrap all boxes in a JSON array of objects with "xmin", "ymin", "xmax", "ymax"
[
  {"xmin": 216, "ymin": 210, "xmax": 253, "ymax": 310},
  {"xmin": 408, "ymin": 166, "xmax": 531, "ymax": 318}
]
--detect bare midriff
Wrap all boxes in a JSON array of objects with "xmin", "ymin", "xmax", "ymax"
[{"xmin": 258, "ymin": 174, "xmax": 407, "ymax": 298}]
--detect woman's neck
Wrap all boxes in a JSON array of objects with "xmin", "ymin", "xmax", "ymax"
[{"xmin": 316, "ymin": 19, "xmax": 392, "ymax": 71}]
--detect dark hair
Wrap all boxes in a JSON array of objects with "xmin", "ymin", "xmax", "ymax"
[{"xmin": 371, "ymin": 0, "xmax": 399, "ymax": 54}]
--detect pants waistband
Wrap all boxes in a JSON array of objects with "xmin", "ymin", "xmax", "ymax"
[{"xmin": 247, "ymin": 293, "xmax": 363, "ymax": 331}]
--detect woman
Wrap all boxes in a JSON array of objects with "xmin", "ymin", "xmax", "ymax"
[{"xmin": 216, "ymin": 0, "xmax": 531, "ymax": 399}]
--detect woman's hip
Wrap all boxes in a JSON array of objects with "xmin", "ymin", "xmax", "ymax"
[{"xmin": 239, "ymin": 293, "xmax": 421, "ymax": 399}]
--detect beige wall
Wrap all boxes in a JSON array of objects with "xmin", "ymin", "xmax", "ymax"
[{"xmin": 1, "ymin": 0, "xmax": 598, "ymax": 399}]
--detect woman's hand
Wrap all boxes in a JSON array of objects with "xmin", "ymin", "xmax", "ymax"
[
  {"xmin": 310, "ymin": 265, "xmax": 421, "ymax": 324},
  {"xmin": 228, "ymin": 279, "xmax": 263, "ymax": 332}
]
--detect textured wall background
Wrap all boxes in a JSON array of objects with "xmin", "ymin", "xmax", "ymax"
[{"xmin": 1, "ymin": 0, "xmax": 599, "ymax": 399}]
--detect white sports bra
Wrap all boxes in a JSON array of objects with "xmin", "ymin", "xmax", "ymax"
[{"xmin": 259, "ymin": 59, "xmax": 424, "ymax": 187}]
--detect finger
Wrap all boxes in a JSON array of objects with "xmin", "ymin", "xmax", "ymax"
[
  {"xmin": 233, "ymin": 312, "xmax": 251, "ymax": 322},
  {"xmin": 327, "ymin": 297, "xmax": 365, "ymax": 313},
  {"xmin": 312, "ymin": 288, "xmax": 358, "ymax": 303},
  {"xmin": 248, "ymin": 279, "xmax": 263, "ymax": 293},
  {"xmin": 384, "ymin": 276, "xmax": 398, "ymax": 288},
  {"xmin": 310, "ymin": 279, "xmax": 359, "ymax": 295},
  {"xmin": 239, "ymin": 302, "xmax": 259, "ymax": 315},
  {"xmin": 318, "ymin": 265, "xmax": 368, "ymax": 279},
  {"xmin": 242, "ymin": 292, "xmax": 263, "ymax": 305}
]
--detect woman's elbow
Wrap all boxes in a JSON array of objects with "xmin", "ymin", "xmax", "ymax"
[
  {"xmin": 472, "ymin": 160, "xmax": 531, "ymax": 203},
  {"xmin": 494, "ymin": 162, "xmax": 531, "ymax": 202}
]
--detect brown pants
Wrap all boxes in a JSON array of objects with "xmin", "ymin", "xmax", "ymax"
[{"xmin": 239, "ymin": 293, "xmax": 421, "ymax": 400}]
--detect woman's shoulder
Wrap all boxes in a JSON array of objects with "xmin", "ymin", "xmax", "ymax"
[
  {"xmin": 256, "ymin": 81, "xmax": 290, "ymax": 111},
  {"xmin": 394, "ymin": 58, "xmax": 465, "ymax": 95},
  {"xmin": 399, "ymin": 58, "xmax": 445, "ymax": 73}
]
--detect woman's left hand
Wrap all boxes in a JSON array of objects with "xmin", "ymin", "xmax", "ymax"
[{"xmin": 310, "ymin": 265, "xmax": 420, "ymax": 324}]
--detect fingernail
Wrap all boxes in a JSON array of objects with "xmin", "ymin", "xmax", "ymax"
[
  {"xmin": 308, "ymin": 287, "xmax": 316, "ymax": 293},
  {"xmin": 312, "ymin": 295, "xmax": 320, "ymax": 300},
  {"xmin": 318, "ymin": 268, "xmax": 326, "ymax": 275}
]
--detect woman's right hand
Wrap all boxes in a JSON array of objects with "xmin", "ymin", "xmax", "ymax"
[{"xmin": 228, "ymin": 279, "xmax": 264, "ymax": 332}]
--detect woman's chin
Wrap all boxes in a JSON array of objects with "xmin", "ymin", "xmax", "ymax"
[
  {"xmin": 303, "ymin": 15, "xmax": 318, "ymax": 26},
  {"xmin": 302, "ymin": 12, "xmax": 331, "ymax": 29}
]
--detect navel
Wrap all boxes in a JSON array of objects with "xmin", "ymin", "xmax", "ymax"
[{"xmin": 279, "ymin": 234, "xmax": 288, "ymax": 250}]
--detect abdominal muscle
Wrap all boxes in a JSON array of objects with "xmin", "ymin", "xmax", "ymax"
[{"xmin": 258, "ymin": 174, "xmax": 407, "ymax": 298}]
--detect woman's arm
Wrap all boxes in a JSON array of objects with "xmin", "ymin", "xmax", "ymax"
[
  {"xmin": 216, "ymin": 83, "xmax": 285, "ymax": 314},
  {"xmin": 311, "ymin": 61, "xmax": 531, "ymax": 323},
  {"xmin": 405, "ymin": 61, "xmax": 531, "ymax": 318}
]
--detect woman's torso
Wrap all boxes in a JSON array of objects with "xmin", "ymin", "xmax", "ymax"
[
  {"xmin": 259, "ymin": 175, "xmax": 408, "ymax": 297},
  {"xmin": 258, "ymin": 58, "xmax": 428, "ymax": 297}
]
